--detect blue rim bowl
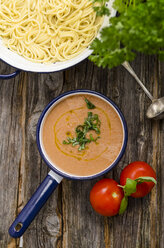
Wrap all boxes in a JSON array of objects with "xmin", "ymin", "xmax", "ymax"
[{"xmin": 36, "ymin": 90, "xmax": 128, "ymax": 180}]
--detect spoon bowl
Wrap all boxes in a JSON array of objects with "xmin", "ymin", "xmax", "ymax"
[{"xmin": 146, "ymin": 97, "xmax": 164, "ymax": 119}]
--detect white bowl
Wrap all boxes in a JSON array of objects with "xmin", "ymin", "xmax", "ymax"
[{"xmin": 0, "ymin": 1, "xmax": 116, "ymax": 73}]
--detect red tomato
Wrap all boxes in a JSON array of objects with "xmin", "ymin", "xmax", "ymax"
[
  {"xmin": 120, "ymin": 161, "xmax": 156, "ymax": 198},
  {"xmin": 90, "ymin": 178, "xmax": 123, "ymax": 216}
]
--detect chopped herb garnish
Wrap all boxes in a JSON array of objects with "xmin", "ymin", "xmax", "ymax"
[
  {"xmin": 63, "ymin": 112, "xmax": 101, "ymax": 151},
  {"xmin": 85, "ymin": 98, "xmax": 96, "ymax": 109}
]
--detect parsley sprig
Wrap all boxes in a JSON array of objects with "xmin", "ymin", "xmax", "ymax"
[
  {"xmin": 92, "ymin": 0, "xmax": 110, "ymax": 16},
  {"xmin": 63, "ymin": 112, "xmax": 101, "ymax": 151},
  {"xmin": 90, "ymin": 0, "xmax": 164, "ymax": 68}
]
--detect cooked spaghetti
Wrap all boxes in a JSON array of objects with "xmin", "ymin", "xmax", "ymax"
[{"xmin": 0, "ymin": 0, "xmax": 103, "ymax": 63}]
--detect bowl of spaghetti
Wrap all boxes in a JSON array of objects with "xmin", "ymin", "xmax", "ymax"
[{"xmin": 0, "ymin": 0, "xmax": 115, "ymax": 74}]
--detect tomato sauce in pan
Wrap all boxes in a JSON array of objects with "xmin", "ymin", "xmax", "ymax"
[{"xmin": 42, "ymin": 94, "xmax": 123, "ymax": 177}]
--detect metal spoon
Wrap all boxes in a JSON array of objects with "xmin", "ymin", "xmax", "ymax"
[{"xmin": 122, "ymin": 61, "xmax": 164, "ymax": 120}]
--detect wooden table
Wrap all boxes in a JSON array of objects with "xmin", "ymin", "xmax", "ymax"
[{"xmin": 0, "ymin": 55, "xmax": 163, "ymax": 248}]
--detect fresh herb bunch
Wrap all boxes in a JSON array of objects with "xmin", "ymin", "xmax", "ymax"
[
  {"xmin": 63, "ymin": 112, "xmax": 101, "ymax": 151},
  {"xmin": 90, "ymin": 0, "xmax": 164, "ymax": 68}
]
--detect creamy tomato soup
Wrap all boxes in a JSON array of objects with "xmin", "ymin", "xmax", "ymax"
[{"xmin": 42, "ymin": 94, "xmax": 123, "ymax": 177}]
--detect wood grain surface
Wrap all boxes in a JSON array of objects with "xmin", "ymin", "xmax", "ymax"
[{"xmin": 0, "ymin": 55, "xmax": 163, "ymax": 248}]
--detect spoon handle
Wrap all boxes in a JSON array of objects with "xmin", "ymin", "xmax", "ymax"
[{"xmin": 122, "ymin": 61, "xmax": 154, "ymax": 101}]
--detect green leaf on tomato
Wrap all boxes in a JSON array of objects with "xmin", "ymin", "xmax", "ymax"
[
  {"xmin": 124, "ymin": 178, "xmax": 137, "ymax": 196},
  {"xmin": 119, "ymin": 196, "xmax": 128, "ymax": 215},
  {"xmin": 135, "ymin": 176, "xmax": 157, "ymax": 185}
]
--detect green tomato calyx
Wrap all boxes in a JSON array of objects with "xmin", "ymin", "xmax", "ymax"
[{"xmin": 118, "ymin": 176, "xmax": 157, "ymax": 215}]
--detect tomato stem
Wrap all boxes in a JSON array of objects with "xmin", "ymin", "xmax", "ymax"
[{"xmin": 117, "ymin": 184, "xmax": 124, "ymax": 188}]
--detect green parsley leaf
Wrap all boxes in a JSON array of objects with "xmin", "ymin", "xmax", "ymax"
[
  {"xmin": 92, "ymin": 0, "xmax": 110, "ymax": 16},
  {"xmin": 90, "ymin": 0, "xmax": 164, "ymax": 68}
]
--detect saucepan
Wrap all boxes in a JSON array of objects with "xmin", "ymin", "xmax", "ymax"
[
  {"xmin": 9, "ymin": 89, "xmax": 128, "ymax": 238},
  {"xmin": 0, "ymin": 2, "xmax": 116, "ymax": 79}
]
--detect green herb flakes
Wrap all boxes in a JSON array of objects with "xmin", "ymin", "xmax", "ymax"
[
  {"xmin": 63, "ymin": 112, "xmax": 101, "ymax": 151},
  {"xmin": 85, "ymin": 98, "xmax": 96, "ymax": 109}
]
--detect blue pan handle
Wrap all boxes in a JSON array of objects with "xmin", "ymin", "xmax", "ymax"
[
  {"xmin": 8, "ymin": 170, "xmax": 63, "ymax": 238},
  {"xmin": 0, "ymin": 69, "xmax": 21, "ymax": 80}
]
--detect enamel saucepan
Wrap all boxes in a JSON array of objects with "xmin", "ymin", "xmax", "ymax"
[
  {"xmin": 0, "ymin": 2, "xmax": 116, "ymax": 79},
  {"xmin": 8, "ymin": 89, "xmax": 128, "ymax": 238}
]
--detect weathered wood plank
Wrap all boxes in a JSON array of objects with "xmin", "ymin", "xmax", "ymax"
[
  {"xmin": 22, "ymin": 72, "xmax": 64, "ymax": 248},
  {"xmin": 0, "ymin": 63, "xmax": 26, "ymax": 248}
]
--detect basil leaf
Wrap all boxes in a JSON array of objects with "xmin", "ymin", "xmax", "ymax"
[
  {"xmin": 85, "ymin": 98, "xmax": 96, "ymax": 109},
  {"xmin": 63, "ymin": 109, "xmax": 101, "ymax": 151}
]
